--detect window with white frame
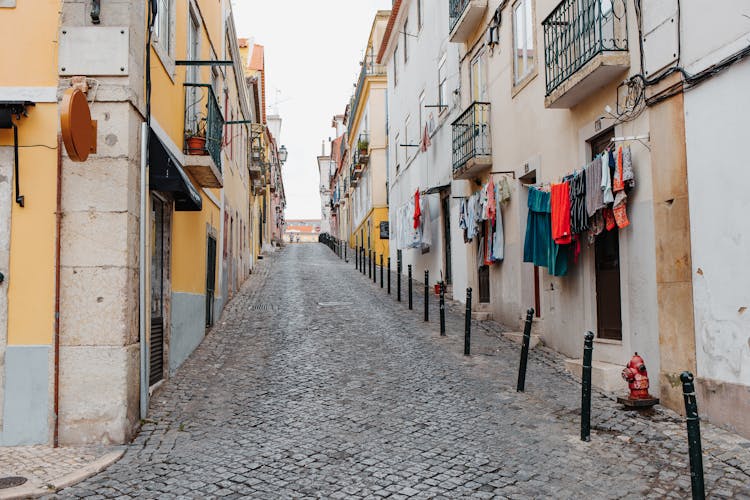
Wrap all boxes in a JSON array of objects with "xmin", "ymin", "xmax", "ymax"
[
  {"xmin": 438, "ymin": 54, "xmax": 447, "ymax": 111},
  {"xmin": 403, "ymin": 18, "xmax": 409, "ymax": 63},
  {"xmin": 394, "ymin": 132, "xmax": 400, "ymax": 175},
  {"xmin": 393, "ymin": 44, "xmax": 399, "ymax": 86},
  {"xmin": 418, "ymin": 91, "xmax": 425, "ymax": 138},
  {"xmin": 513, "ymin": 0, "xmax": 535, "ymax": 85},
  {"xmin": 154, "ymin": 0, "xmax": 172, "ymax": 54},
  {"xmin": 471, "ymin": 51, "xmax": 487, "ymax": 101},
  {"xmin": 404, "ymin": 115, "xmax": 412, "ymax": 162}
]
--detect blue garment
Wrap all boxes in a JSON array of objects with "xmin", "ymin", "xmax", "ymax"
[{"xmin": 523, "ymin": 188, "xmax": 568, "ymax": 276}]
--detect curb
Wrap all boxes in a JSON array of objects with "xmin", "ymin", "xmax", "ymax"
[{"xmin": 0, "ymin": 448, "xmax": 125, "ymax": 499}]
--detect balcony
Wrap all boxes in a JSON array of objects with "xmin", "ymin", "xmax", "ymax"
[
  {"xmin": 543, "ymin": 0, "xmax": 629, "ymax": 108},
  {"xmin": 355, "ymin": 133, "xmax": 370, "ymax": 166},
  {"xmin": 183, "ymin": 83, "xmax": 224, "ymax": 187},
  {"xmin": 449, "ymin": 0, "xmax": 488, "ymax": 44},
  {"xmin": 347, "ymin": 56, "xmax": 386, "ymax": 138},
  {"xmin": 452, "ymin": 102, "xmax": 491, "ymax": 179}
]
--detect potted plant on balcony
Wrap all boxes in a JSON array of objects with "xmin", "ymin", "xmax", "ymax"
[
  {"xmin": 357, "ymin": 137, "xmax": 369, "ymax": 156},
  {"xmin": 186, "ymin": 116, "xmax": 208, "ymax": 155}
]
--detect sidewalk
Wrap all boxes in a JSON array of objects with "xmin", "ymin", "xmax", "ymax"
[
  {"xmin": 0, "ymin": 254, "xmax": 280, "ymax": 500},
  {"xmin": 0, "ymin": 445, "xmax": 124, "ymax": 499}
]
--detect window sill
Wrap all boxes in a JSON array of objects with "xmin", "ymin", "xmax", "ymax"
[
  {"xmin": 152, "ymin": 41, "xmax": 176, "ymax": 83},
  {"xmin": 511, "ymin": 69, "xmax": 537, "ymax": 98},
  {"xmin": 593, "ymin": 337, "xmax": 622, "ymax": 345}
]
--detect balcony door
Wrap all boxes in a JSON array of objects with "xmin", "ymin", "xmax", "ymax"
[{"xmin": 185, "ymin": 9, "xmax": 201, "ymax": 135}]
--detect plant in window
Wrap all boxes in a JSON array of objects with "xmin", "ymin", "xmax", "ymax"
[{"xmin": 357, "ymin": 137, "xmax": 369, "ymax": 155}]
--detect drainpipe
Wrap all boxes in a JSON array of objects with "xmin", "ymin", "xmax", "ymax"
[
  {"xmin": 53, "ymin": 135, "xmax": 62, "ymax": 447},
  {"xmin": 139, "ymin": 121, "xmax": 149, "ymax": 419}
]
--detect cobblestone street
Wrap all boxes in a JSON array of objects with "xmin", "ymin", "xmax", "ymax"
[{"xmin": 55, "ymin": 245, "xmax": 750, "ymax": 499}]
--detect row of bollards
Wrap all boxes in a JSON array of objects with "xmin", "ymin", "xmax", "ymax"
[
  {"xmin": 511, "ymin": 306, "xmax": 705, "ymax": 499},
  {"xmin": 345, "ymin": 241, "xmax": 706, "ymax": 499}
]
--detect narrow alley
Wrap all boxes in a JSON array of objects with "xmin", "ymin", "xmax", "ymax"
[{"xmin": 54, "ymin": 245, "xmax": 750, "ymax": 499}]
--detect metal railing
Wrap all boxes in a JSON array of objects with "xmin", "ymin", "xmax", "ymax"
[
  {"xmin": 449, "ymin": 0, "xmax": 472, "ymax": 33},
  {"xmin": 451, "ymin": 102, "xmax": 491, "ymax": 174},
  {"xmin": 184, "ymin": 83, "xmax": 224, "ymax": 170},
  {"xmin": 348, "ymin": 55, "xmax": 386, "ymax": 138},
  {"xmin": 542, "ymin": 0, "xmax": 628, "ymax": 95}
]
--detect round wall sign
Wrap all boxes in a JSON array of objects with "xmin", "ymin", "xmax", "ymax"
[{"xmin": 61, "ymin": 88, "xmax": 97, "ymax": 162}]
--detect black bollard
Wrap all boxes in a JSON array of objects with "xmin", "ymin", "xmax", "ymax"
[
  {"xmin": 345, "ymin": 244, "xmax": 347, "ymax": 262},
  {"xmin": 373, "ymin": 252, "xmax": 377, "ymax": 284},
  {"xmin": 680, "ymin": 372, "xmax": 705, "ymax": 500},
  {"xmin": 516, "ymin": 308, "xmax": 535, "ymax": 392},
  {"xmin": 387, "ymin": 257, "xmax": 391, "ymax": 294},
  {"xmin": 439, "ymin": 282, "xmax": 446, "ymax": 336},
  {"xmin": 397, "ymin": 257, "xmax": 401, "ymax": 302},
  {"xmin": 355, "ymin": 246, "xmax": 359, "ymax": 270},
  {"xmin": 408, "ymin": 265, "xmax": 413, "ymax": 310},
  {"xmin": 581, "ymin": 331, "xmax": 594, "ymax": 442},
  {"xmin": 464, "ymin": 288, "xmax": 472, "ymax": 355},
  {"xmin": 361, "ymin": 248, "xmax": 364, "ymax": 275},
  {"xmin": 380, "ymin": 255, "xmax": 384, "ymax": 288},
  {"xmin": 424, "ymin": 270, "xmax": 429, "ymax": 322}
]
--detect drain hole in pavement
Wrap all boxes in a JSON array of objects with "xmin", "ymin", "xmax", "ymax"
[
  {"xmin": 250, "ymin": 304, "xmax": 277, "ymax": 311},
  {"xmin": 318, "ymin": 302, "xmax": 352, "ymax": 307},
  {"xmin": 0, "ymin": 477, "xmax": 27, "ymax": 489}
]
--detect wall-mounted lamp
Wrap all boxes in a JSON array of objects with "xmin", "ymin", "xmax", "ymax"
[{"xmin": 278, "ymin": 145, "xmax": 288, "ymax": 164}]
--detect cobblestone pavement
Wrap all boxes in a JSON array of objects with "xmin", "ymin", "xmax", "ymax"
[{"xmin": 55, "ymin": 244, "xmax": 750, "ymax": 499}]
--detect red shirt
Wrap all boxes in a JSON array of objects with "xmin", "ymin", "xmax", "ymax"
[{"xmin": 551, "ymin": 182, "xmax": 572, "ymax": 245}]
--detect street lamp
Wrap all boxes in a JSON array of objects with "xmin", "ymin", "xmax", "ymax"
[{"xmin": 278, "ymin": 145, "xmax": 288, "ymax": 164}]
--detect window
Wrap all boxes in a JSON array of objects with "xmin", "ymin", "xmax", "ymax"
[
  {"xmin": 418, "ymin": 91, "xmax": 425, "ymax": 137},
  {"xmin": 417, "ymin": 0, "xmax": 423, "ymax": 30},
  {"xmin": 404, "ymin": 115, "xmax": 412, "ymax": 162},
  {"xmin": 471, "ymin": 51, "xmax": 487, "ymax": 101},
  {"xmin": 438, "ymin": 54, "xmax": 447, "ymax": 110},
  {"xmin": 154, "ymin": 0, "xmax": 172, "ymax": 54},
  {"xmin": 513, "ymin": 0, "xmax": 535, "ymax": 85},
  {"xmin": 394, "ymin": 133, "xmax": 400, "ymax": 175},
  {"xmin": 403, "ymin": 18, "xmax": 409, "ymax": 63},
  {"xmin": 393, "ymin": 44, "xmax": 399, "ymax": 86}
]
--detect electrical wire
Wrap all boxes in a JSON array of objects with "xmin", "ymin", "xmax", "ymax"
[{"xmin": 17, "ymin": 144, "xmax": 58, "ymax": 149}]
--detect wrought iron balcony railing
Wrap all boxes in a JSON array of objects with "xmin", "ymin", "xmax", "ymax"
[
  {"xmin": 451, "ymin": 102, "xmax": 491, "ymax": 175},
  {"xmin": 348, "ymin": 55, "xmax": 386, "ymax": 138},
  {"xmin": 449, "ymin": 0, "xmax": 471, "ymax": 33},
  {"xmin": 184, "ymin": 83, "xmax": 224, "ymax": 170},
  {"xmin": 542, "ymin": 0, "xmax": 628, "ymax": 96}
]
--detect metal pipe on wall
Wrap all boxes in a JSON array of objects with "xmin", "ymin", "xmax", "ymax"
[
  {"xmin": 138, "ymin": 122, "xmax": 149, "ymax": 419},
  {"xmin": 53, "ymin": 135, "xmax": 62, "ymax": 447}
]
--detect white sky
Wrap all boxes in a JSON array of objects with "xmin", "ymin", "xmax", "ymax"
[{"xmin": 232, "ymin": 0, "xmax": 392, "ymax": 220}]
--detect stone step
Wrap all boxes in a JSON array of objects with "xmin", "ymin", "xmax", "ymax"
[
  {"xmin": 471, "ymin": 311, "xmax": 493, "ymax": 321},
  {"xmin": 564, "ymin": 358, "xmax": 624, "ymax": 394},
  {"xmin": 502, "ymin": 331, "xmax": 542, "ymax": 349}
]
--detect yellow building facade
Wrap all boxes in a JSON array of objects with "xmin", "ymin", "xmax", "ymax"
[
  {"xmin": 346, "ymin": 11, "xmax": 391, "ymax": 261},
  {"xmin": 0, "ymin": 0, "xmax": 273, "ymax": 446}
]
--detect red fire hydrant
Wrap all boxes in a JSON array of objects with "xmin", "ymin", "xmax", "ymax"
[{"xmin": 621, "ymin": 352, "xmax": 652, "ymax": 399}]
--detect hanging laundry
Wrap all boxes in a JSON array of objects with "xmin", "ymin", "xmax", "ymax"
[
  {"xmin": 613, "ymin": 146, "xmax": 625, "ymax": 192},
  {"xmin": 613, "ymin": 190, "xmax": 630, "ymax": 229},
  {"xmin": 569, "ymin": 170, "xmax": 589, "ymax": 234},
  {"xmin": 421, "ymin": 194, "xmax": 432, "ymax": 249},
  {"xmin": 622, "ymin": 145, "xmax": 635, "ymax": 188},
  {"xmin": 585, "ymin": 156, "xmax": 604, "ymax": 217},
  {"xmin": 492, "ymin": 179, "xmax": 510, "ymax": 261},
  {"xmin": 523, "ymin": 187, "xmax": 568, "ymax": 276},
  {"xmin": 602, "ymin": 150, "xmax": 614, "ymax": 204},
  {"xmin": 413, "ymin": 190, "xmax": 421, "ymax": 229},
  {"xmin": 551, "ymin": 182, "xmax": 572, "ymax": 245},
  {"xmin": 603, "ymin": 206, "xmax": 616, "ymax": 231},
  {"xmin": 419, "ymin": 123, "xmax": 432, "ymax": 152}
]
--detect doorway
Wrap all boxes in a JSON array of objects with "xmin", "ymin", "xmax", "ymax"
[
  {"xmin": 150, "ymin": 196, "xmax": 170, "ymax": 385},
  {"xmin": 206, "ymin": 234, "xmax": 217, "ymax": 328},
  {"xmin": 441, "ymin": 193, "xmax": 452, "ymax": 285},
  {"xmin": 590, "ymin": 129, "xmax": 622, "ymax": 341}
]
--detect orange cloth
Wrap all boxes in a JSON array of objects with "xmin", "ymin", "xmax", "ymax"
[
  {"xmin": 603, "ymin": 207, "xmax": 616, "ymax": 231},
  {"xmin": 551, "ymin": 182, "xmax": 572, "ymax": 245},
  {"xmin": 613, "ymin": 146, "xmax": 625, "ymax": 192}
]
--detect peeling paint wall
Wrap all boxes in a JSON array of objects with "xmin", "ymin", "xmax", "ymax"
[{"xmin": 683, "ymin": 7, "xmax": 750, "ymax": 390}]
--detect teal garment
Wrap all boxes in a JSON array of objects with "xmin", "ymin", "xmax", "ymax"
[{"xmin": 523, "ymin": 188, "xmax": 568, "ymax": 276}]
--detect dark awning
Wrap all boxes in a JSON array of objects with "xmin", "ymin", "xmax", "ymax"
[
  {"xmin": 422, "ymin": 184, "xmax": 450, "ymax": 195},
  {"xmin": 149, "ymin": 129, "xmax": 202, "ymax": 211}
]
